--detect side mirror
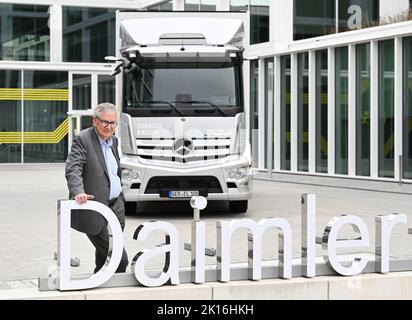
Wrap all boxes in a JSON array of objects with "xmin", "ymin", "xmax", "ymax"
[
  {"xmin": 110, "ymin": 64, "xmax": 122, "ymax": 77},
  {"xmin": 105, "ymin": 56, "xmax": 131, "ymax": 68}
]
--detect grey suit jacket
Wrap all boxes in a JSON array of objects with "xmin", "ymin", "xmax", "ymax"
[{"xmin": 65, "ymin": 127, "xmax": 125, "ymax": 235}]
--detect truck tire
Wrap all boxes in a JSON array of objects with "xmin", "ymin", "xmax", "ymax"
[
  {"xmin": 125, "ymin": 201, "xmax": 137, "ymax": 216},
  {"xmin": 229, "ymin": 200, "xmax": 248, "ymax": 213}
]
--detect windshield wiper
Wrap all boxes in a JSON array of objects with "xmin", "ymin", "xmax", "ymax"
[
  {"xmin": 137, "ymin": 100, "xmax": 184, "ymax": 116},
  {"xmin": 171, "ymin": 100, "xmax": 227, "ymax": 116}
]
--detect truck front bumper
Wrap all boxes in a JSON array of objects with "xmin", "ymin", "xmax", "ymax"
[{"xmin": 120, "ymin": 155, "xmax": 253, "ymax": 202}]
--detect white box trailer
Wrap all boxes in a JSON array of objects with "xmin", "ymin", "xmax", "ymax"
[{"xmin": 111, "ymin": 11, "xmax": 253, "ymax": 214}]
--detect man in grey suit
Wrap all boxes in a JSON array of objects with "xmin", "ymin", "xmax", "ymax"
[{"xmin": 65, "ymin": 102, "xmax": 128, "ymax": 273}]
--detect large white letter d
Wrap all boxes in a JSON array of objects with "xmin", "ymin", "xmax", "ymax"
[{"xmin": 57, "ymin": 200, "xmax": 124, "ymax": 291}]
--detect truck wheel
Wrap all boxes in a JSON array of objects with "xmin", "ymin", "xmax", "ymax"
[
  {"xmin": 229, "ymin": 200, "xmax": 248, "ymax": 213},
  {"xmin": 125, "ymin": 201, "xmax": 137, "ymax": 216}
]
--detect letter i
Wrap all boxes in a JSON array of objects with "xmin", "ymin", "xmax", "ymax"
[
  {"xmin": 191, "ymin": 221, "xmax": 206, "ymax": 284},
  {"xmin": 301, "ymin": 194, "xmax": 316, "ymax": 277}
]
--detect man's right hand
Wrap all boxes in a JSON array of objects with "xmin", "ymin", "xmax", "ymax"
[{"xmin": 74, "ymin": 193, "xmax": 95, "ymax": 204}]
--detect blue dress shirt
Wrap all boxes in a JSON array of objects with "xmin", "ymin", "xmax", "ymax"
[{"xmin": 97, "ymin": 134, "xmax": 122, "ymax": 200}]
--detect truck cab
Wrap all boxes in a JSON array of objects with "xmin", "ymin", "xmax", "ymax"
[{"xmin": 113, "ymin": 11, "xmax": 252, "ymax": 214}]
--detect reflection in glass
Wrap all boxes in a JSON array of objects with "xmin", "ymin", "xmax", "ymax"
[
  {"xmin": 265, "ymin": 58, "xmax": 274, "ymax": 170},
  {"xmin": 63, "ymin": 6, "xmax": 115, "ymax": 62},
  {"xmin": 297, "ymin": 52, "xmax": 309, "ymax": 172},
  {"xmin": 250, "ymin": 60, "xmax": 259, "ymax": 167},
  {"xmin": 294, "ymin": 0, "xmax": 379, "ymax": 40},
  {"xmin": 125, "ymin": 65, "xmax": 240, "ymax": 107},
  {"xmin": 145, "ymin": 1, "xmax": 173, "ymax": 11},
  {"xmin": 185, "ymin": 0, "xmax": 201, "ymax": 10},
  {"xmin": 0, "ymin": 4, "xmax": 50, "ymax": 61},
  {"xmin": 98, "ymin": 74, "xmax": 115, "ymax": 104},
  {"xmin": 378, "ymin": 40, "xmax": 394, "ymax": 178},
  {"xmin": 23, "ymin": 71, "xmax": 68, "ymax": 163},
  {"xmin": 356, "ymin": 43, "xmax": 370, "ymax": 176},
  {"xmin": 250, "ymin": 0, "xmax": 269, "ymax": 44},
  {"xmin": 338, "ymin": 0, "xmax": 379, "ymax": 32},
  {"xmin": 280, "ymin": 55, "xmax": 291, "ymax": 170},
  {"xmin": 0, "ymin": 70, "xmax": 21, "ymax": 163},
  {"xmin": 335, "ymin": 46, "xmax": 348, "ymax": 175},
  {"xmin": 200, "ymin": 0, "xmax": 216, "ymax": 11},
  {"xmin": 230, "ymin": 0, "xmax": 248, "ymax": 11},
  {"xmin": 403, "ymin": 37, "xmax": 412, "ymax": 179},
  {"xmin": 316, "ymin": 50, "xmax": 328, "ymax": 173},
  {"xmin": 72, "ymin": 74, "xmax": 91, "ymax": 110},
  {"xmin": 294, "ymin": 0, "xmax": 335, "ymax": 40}
]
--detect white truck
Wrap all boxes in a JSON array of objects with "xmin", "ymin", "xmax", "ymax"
[{"xmin": 110, "ymin": 11, "xmax": 253, "ymax": 214}]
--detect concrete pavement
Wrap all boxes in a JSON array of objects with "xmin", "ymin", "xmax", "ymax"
[{"xmin": 1, "ymin": 164, "xmax": 412, "ymax": 293}]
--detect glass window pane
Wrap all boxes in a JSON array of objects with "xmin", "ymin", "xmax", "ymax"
[
  {"xmin": 403, "ymin": 37, "xmax": 412, "ymax": 179},
  {"xmin": 316, "ymin": 49, "xmax": 328, "ymax": 173},
  {"xmin": 23, "ymin": 71, "xmax": 68, "ymax": 163},
  {"xmin": 230, "ymin": 0, "xmax": 248, "ymax": 11},
  {"xmin": 72, "ymin": 74, "xmax": 91, "ymax": 110},
  {"xmin": 281, "ymin": 55, "xmax": 291, "ymax": 170},
  {"xmin": 0, "ymin": 70, "xmax": 22, "ymax": 163},
  {"xmin": 201, "ymin": 0, "xmax": 216, "ymax": 11},
  {"xmin": 145, "ymin": 1, "xmax": 173, "ymax": 11},
  {"xmin": 297, "ymin": 52, "xmax": 309, "ymax": 172},
  {"xmin": 335, "ymin": 46, "xmax": 348, "ymax": 175},
  {"xmin": 338, "ymin": 0, "xmax": 379, "ymax": 32},
  {"xmin": 185, "ymin": 0, "xmax": 201, "ymax": 11},
  {"xmin": 63, "ymin": 6, "xmax": 115, "ymax": 63},
  {"xmin": 250, "ymin": 0, "xmax": 269, "ymax": 44},
  {"xmin": 250, "ymin": 60, "xmax": 259, "ymax": 167},
  {"xmin": 378, "ymin": 40, "xmax": 394, "ymax": 178},
  {"xmin": 265, "ymin": 58, "xmax": 274, "ymax": 170},
  {"xmin": 356, "ymin": 43, "xmax": 370, "ymax": 176},
  {"xmin": 98, "ymin": 74, "xmax": 115, "ymax": 104},
  {"xmin": 294, "ymin": 0, "xmax": 335, "ymax": 40},
  {"xmin": 0, "ymin": 4, "xmax": 50, "ymax": 61}
]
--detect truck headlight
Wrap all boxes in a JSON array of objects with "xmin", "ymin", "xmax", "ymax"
[
  {"xmin": 122, "ymin": 168, "xmax": 139, "ymax": 181},
  {"xmin": 228, "ymin": 166, "xmax": 248, "ymax": 180}
]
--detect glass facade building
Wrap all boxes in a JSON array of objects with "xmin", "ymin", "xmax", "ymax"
[
  {"xmin": 1, "ymin": 0, "xmax": 412, "ymax": 184},
  {"xmin": 294, "ymin": 0, "xmax": 379, "ymax": 40},
  {"xmin": 0, "ymin": 4, "xmax": 50, "ymax": 61}
]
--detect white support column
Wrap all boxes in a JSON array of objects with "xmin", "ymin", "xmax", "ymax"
[
  {"xmin": 91, "ymin": 73, "xmax": 98, "ymax": 110},
  {"xmin": 394, "ymin": 37, "xmax": 403, "ymax": 181},
  {"xmin": 370, "ymin": 41, "xmax": 379, "ymax": 178},
  {"xmin": 173, "ymin": 0, "xmax": 185, "ymax": 11},
  {"xmin": 271, "ymin": 0, "xmax": 293, "ymax": 45},
  {"xmin": 68, "ymin": 72, "xmax": 73, "ymax": 151},
  {"xmin": 49, "ymin": 4, "xmax": 62, "ymax": 63},
  {"xmin": 20, "ymin": 70, "xmax": 24, "ymax": 164},
  {"xmin": 327, "ymin": 47, "xmax": 336, "ymax": 175},
  {"xmin": 258, "ymin": 58, "xmax": 265, "ymax": 170},
  {"xmin": 274, "ymin": 56, "xmax": 281, "ymax": 171},
  {"xmin": 291, "ymin": 53, "xmax": 298, "ymax": 172},
  {"xmin": 266, "ymin": 60, "xmax": 274, "ymax": 175},
  {"xmin": 244, "ymin": 60, "xmax": 251, "ymax": 143},
  {"xmin": 348, "ymin": 44, "xmax": 357, "ymax": 177},
  {"xmin": 308, "ymin": 50, "xmax": 316, "ymax": 174},
  {"xmin": 216, "ymin": 0, "xmax": 230, "ymax": 11}
]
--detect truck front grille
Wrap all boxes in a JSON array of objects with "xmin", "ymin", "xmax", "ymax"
[
  {"xmin": 144, "ymin": 176, "xmax": 223, "ymax": 194},
  {"xmin": 135, "ymin": 137, "xmax": 231, "ymax": 163}
]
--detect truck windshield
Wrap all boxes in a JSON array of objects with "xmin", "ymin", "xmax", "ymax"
[{"xmin": 123, "ymin": 62, "xmax": 243, "ymax": 117}]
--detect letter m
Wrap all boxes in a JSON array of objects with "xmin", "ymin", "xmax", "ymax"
[{"xmin": 217, "ymin": 218, "xmax": 292, "ymax": 282}]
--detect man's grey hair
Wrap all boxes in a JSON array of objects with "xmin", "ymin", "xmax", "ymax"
[{"xmin": 93, "ymin": 102, "xmax": 118, "ymax": 118}]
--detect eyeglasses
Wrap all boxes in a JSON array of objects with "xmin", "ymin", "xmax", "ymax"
[{"xmin": 97, "ymin": 117, "xmax": 118, "ymax": 128}]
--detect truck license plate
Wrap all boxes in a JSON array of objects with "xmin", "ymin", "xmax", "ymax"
[{"xmin": 168, "ymin": 190, "xmax": 199, "ymax": 198}]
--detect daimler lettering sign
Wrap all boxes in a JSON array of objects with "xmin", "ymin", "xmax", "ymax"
[{"xmin": 56, "ymin": 194, "xmax": 409, "ymax": 291}]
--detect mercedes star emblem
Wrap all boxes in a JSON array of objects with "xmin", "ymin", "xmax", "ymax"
[{"xmin": 173, "ymin": 138, "xmax": 194, "ymax": 156}]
